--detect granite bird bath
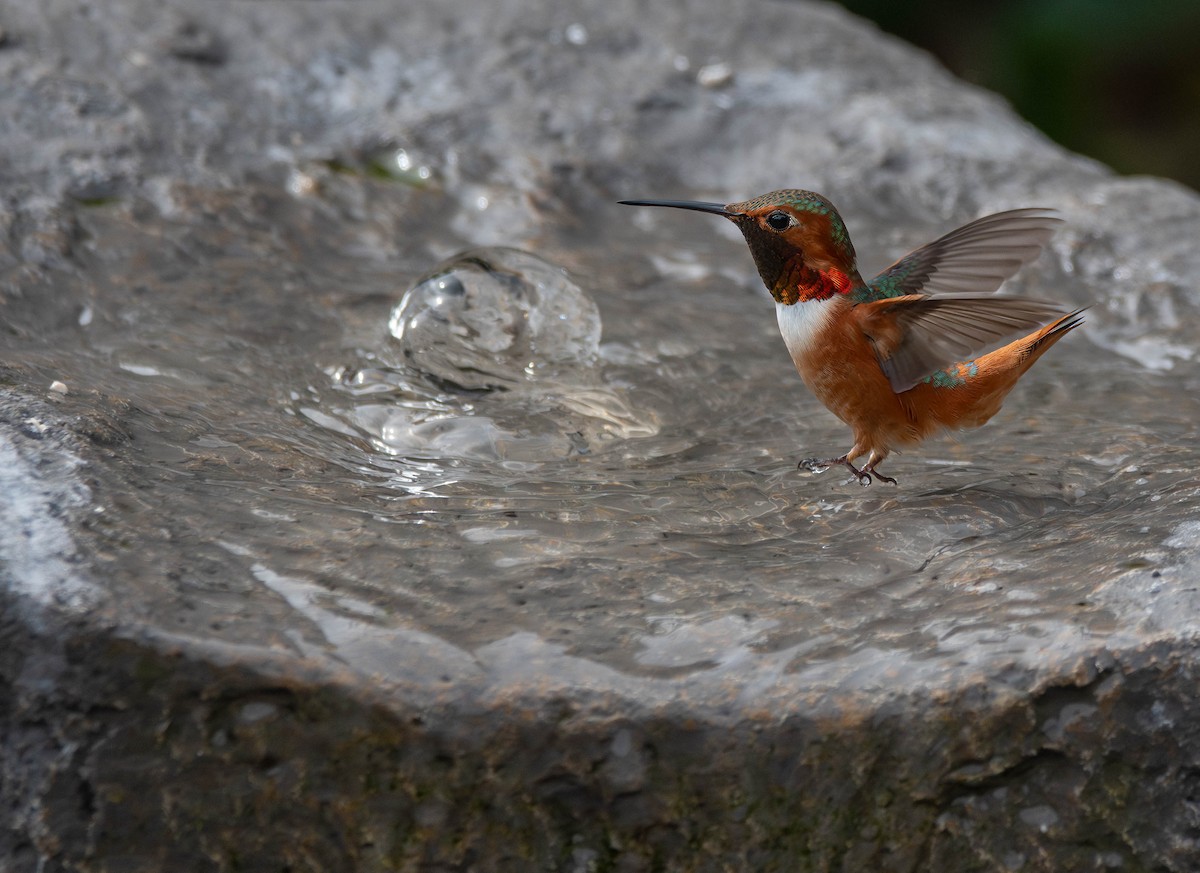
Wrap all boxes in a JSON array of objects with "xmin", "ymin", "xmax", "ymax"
[{"xmin": 2, "ymin": 0, "xmax": 1200, "ymax": 870}]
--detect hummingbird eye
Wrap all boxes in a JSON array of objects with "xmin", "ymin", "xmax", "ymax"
[{"xmin": 765, "ymin": 211, "xmax": 792, "ymax": 231}]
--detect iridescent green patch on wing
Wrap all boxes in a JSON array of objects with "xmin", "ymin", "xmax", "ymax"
[
  {"xmin": 921, "ymin": 359, "xmax": 979, "ymax": 388},
  {"xmin": 863, "ymin": 265, "xmax": 917, "ymax": 301}
]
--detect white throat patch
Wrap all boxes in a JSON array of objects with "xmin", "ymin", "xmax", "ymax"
[{"xmin": 775, "ymin": 298, "xmax": 835, "ymax": 356}]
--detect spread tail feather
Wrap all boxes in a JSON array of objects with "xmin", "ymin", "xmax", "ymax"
[{"xmin": 1020, "ymin": 307, "xmax": 1087, "ymax": 363}]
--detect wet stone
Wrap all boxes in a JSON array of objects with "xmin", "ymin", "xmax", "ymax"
[{"xmin": 1, "ymin": 0, "xmax": 1200, "ymax": 871}]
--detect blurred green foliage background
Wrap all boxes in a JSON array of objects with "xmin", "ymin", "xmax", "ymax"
[{"xmin": 833, "ymin": 0, "xmax": 1200, "ymax": 191}]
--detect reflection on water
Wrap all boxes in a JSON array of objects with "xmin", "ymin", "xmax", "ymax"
[{"xmin": 7, "ymin": 182, "xmax": 1200, "ymax": 689}]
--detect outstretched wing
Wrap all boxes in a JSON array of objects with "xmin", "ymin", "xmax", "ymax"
[
  {"xmin": 856, "ymin": 294, "xmax": 1070, "ymax": 392},
  {"xmin": 866, "ymin": 208, "xmax": 1062, "ymax": 300}
]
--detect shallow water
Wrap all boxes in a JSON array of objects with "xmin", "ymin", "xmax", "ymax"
[{"xmin": 6, "ymin": 175, "xmax": 1200, "ymax": 693}]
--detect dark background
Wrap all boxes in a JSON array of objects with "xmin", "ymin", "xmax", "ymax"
[{"xmin": 833, "ymin": 0, "xmax": 1200, "ymax": 191}]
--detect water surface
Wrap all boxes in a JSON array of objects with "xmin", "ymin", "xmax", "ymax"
[{"xmin": 5, "ymin": 175, "xmax": 1198, "ymax": 701}]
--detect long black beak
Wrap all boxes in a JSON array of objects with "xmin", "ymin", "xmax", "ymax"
[{"xmin": 618, "ymin": 199, "xmax": 741, "ymax": 218}]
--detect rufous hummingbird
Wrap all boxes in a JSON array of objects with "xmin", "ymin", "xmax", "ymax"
[{"xmin": 620, "ymin": 190, "xmax": 1084, "ymax": 485}]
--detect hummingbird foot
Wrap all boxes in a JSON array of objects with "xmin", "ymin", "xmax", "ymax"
[
  {"xmin": 798, "ymin": 455, "xmax": 878, "ymax": 486},
  {"xmin": 861, "ymin": 461, "xmax": 898, "ymax": 486}
]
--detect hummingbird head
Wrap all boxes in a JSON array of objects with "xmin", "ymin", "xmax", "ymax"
[{"xmin": 620, "ymin": 189, "xmax": 861, "ymax": 304}]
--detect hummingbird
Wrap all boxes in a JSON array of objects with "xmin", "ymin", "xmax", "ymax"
[{"xmin": 620, "ymin": 190, "xmax": 1084, "ymax": 485}]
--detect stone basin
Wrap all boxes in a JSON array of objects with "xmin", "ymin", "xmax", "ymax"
[{"xmin": 2, "ymin": 0, "xmax": 1200, "ymax": 870}]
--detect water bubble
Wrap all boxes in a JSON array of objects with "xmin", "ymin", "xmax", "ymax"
[
  {"xmin": 311, "ymin": 248, "xmax": 659, "ymax": 474},
  {"xmin": 286, "ymin": 169, "xmax": 319, "ymax": 197},
  {"xmin": 697, "ymin": 61, "xmax": 734, "ymax": 89},
  {"xmin": 388, "ymin": 248, "xmax": 601, "ymax": 390},
  {"xmin": 565, "ymin": 23, "xmax": 589, "ymax": 46}
]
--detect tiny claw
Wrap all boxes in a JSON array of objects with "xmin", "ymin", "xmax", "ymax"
[
  {"xmin": 798, "ymin": 458, "xmax": 830, "ymax": 474},
  {"xmin": 861, "ymin": 463, "xmax": 898, "ymax": 486}
]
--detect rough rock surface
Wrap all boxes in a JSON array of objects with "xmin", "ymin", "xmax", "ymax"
[{"xmin": 2, "ymin": 0, "xmax": 1200, "ymax": 871}]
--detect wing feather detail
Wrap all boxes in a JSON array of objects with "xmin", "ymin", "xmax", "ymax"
[
  {"xmin": 867, "ymin": 208, "xmax": 1062, "ymax": 299},
  {"xmin": 857, "ymin": 295, "xmax": 1069, "ymax": 392}
]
